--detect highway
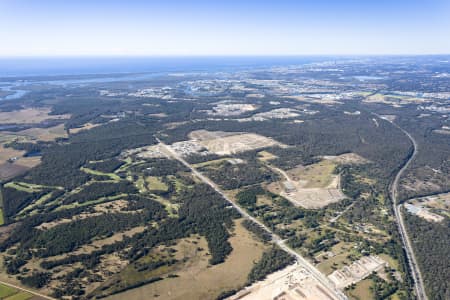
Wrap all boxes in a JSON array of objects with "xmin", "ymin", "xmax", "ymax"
[
  {"xmin": 156, "ymin": 138, "xmax": 348, "ymax": 300},
  {"xmin": 374, "ymin": 115, "xmax": 428, "ymax": 300}
]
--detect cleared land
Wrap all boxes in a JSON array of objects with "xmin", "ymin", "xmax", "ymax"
[
  {"xmin": 0, "ymin": 137, "xmax": 41, "ymax": 180},
  {"xmin": 0, "ymin": 108, "xmax": 69, "ymax": 124},
  {"xmin": 328, "ymin": 255, "xmax": 387, "ymax": 289},
  {"xmin": 68, "ymin": 122, "xmax": 101, "ymax": 134},
  {"xmin": 0, "ymin": 163, "xmax": 29, "ymax": 181},
  {"xmin": 322, "ymin": 153, "xmax": 369, "ymax": 165},
  {"xmin": 409, "ymin": 192, "xmax": 450, "ymax": 211},
  {"xmin": 316, "ymin": 242, "xmax": 357, "ymax": 275},
  {"xmin": 347, "ymin": 278, "xmax": 374, "ymax": 300},
  {"xmin": 0, "ymin": 283, "xmax": 35, "ymax": 300},
  {"xmin": 14, "ymin": 124, "xmax": 67, "ymax": 141},
  {"xmin": 193, "ymin": 131, "xmax": 285, "ymax": 156},
  {"xmin": 229, "ymin": 263, "xmax": 341, "ymax": 300},
  {"xmin": 404, "ymin": 203, "xmax": 444, "ymax": 223},
  {"xmin": 267, "ymin": 160, "xmax": 345, "ymax": 209},
  {"xmin": 257, "ymin": 150, "xmax": 278, "ymax": 161},
  {"xmin": 105, "ymin": 219, "xmax": 267, "ymax": 300}
]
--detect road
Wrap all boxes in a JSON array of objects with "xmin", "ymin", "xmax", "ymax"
[
  {"xmin": 374, "ymin": 115, "xmax": 428, "ymax": 300},
  {"xmin": 0, "ymin": 279, "xmax": 56, "ymax": 300},
  {"xmin": 156, "ymin": 138, "xmax": 348, "ymax": 300}
]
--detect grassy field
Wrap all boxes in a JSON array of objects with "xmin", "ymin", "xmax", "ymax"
[
  {"xmin": 316, "ymin": 242, "xmax": 356, "ymax": 275},
  {"xmin": 17, "ymin": 124, "xmax": 67, "ymax": 141},
  {"xmin": 347, "ymin": 278, "xmax": 374, "ymax": 300},
  {"xmin": 378, "ymin": 254, "xmax": 399, "ymax": 270},
  {"xmin": 266, "ymin": 159, "xmax": 344, "ymax": 208},
  {"xmin": 4, "ymin": 291, "xmax": 33, "ymax": 300},
  {"xmin": 192, "ymin": 158, "xmax": 229, "ymax": 168},
  {"xmin": 287, "ymin": 160, "xmax": 337, "ymax": 188},
  {"xmin": 55, "ymin": 194, "xmax": 127, "ymax": 211},
  {"xmin": 0, "ymin": 208, "xmax": 4, "ymax": 225},
  {"xmin": 152, "ymin": 195, "xmax": 179, "ymax": 217},
  {"xmin": 16, "ymin": 192, "xmax": 54, "ymax": 217},
  {"xmin": 0, "ymin": 284, "xmax": 33, "ymax": 300},
  {"xmin": 0, "ymin": 107, "xmax": 69, "ymax": 124},
  {"xmin": 80, "ymin": 167, "xmax": 121, "ymax": 181},
  {"xmin": 0, "ymin": 283, "xmax": 17, "ymax": 298},
  {"xmin": 146, "ymin": 176, "xmax": 168, "ymax": 192},
  {"xmin": 0, "ymin": 144, "xmax": 25, "ymax": 164},
  {"xmin": 105, "ymin": 219, "xmax": 268, "ymax": 300},
  {"xmin": 4, "ymin": 182, "xmax": 37, "ymax": 193},
  {"xmin": 257, "ymin": 150, "xmax": 277, "ymax": 161},
  {"xmin": 69, "ymin": 122, "xmax": 101, "ymax": 134}
]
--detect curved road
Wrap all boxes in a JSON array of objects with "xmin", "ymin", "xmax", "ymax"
[
  {"xmin": 156, "ymin": 138, "xmax": 348, "ymax": 300},
  {"xmin": 376, "ymin": 115, "xmax": 428, "ymax": 300}
]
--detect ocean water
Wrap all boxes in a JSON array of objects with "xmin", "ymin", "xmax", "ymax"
[
  {"xmin": 0, "ymin": 56, "xmax": 329, "ymax": 78},
  {"xmin": 0, "ymin": 56, "xmax": 333, "ymax": 100}
]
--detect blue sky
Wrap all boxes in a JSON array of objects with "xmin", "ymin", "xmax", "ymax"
[{"xmin": 1, "ymin": 0, "xmax": 449, "ymax": 56}]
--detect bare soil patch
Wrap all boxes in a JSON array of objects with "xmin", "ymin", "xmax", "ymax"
[{"xmin": 190, "ymin": 130, "xmax": 285, "ymax": 156}]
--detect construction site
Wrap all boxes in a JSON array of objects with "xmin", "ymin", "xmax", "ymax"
[
  {"xmin": 328, "ymin": 255, "xmax": 388, "ymax": 289},
  {"xmin": 228, "ymin": 264, "xmax": 342, "ymax": 300},
  {"xmin": 266, "ymin": 160, "xmax": 345, "ymax": 209}
]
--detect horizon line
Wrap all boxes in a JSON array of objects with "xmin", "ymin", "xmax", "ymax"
[{"xmin": 1, "ymin": 53, "xmax": 450, "ymax": 59}]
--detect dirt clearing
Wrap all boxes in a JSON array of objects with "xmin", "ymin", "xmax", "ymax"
[
  {"xmin": 267, "ymin": 160, "xmax": 346, "ymax": 209},
  {"xmin": 189, "ymin": 130, "xmax": 286, "ymax": 156}
]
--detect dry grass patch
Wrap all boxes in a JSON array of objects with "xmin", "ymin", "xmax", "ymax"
[
  {"xmin": 15, "ymin": 156, "xmax": 41, "ymax": 169},
  {"xmin": 287, "ymin": 160, "xmax": 337, "ymax": 188},
  {"xmin": 105, "ymin": 219, "xmax": 267, "ymax": 300},
  {"xmin": 316, "ymin": 242, "xmax": 354, "ymax": 275},
  {"xmin": 322, "ymin": 153, "xmax": 369, "ymax": 165},
  {"xmin": 146, "ymin": 176, "xmax": 168, "ymax": 192},
  {"xmin": 16, "ymin": 124, "xmax": 67, "ymax": 141},
  {"xmin": 0, "ymin": 163, "xmax": 29, "ymax": 181},
  {"xmin": 36, "ymin": 200, "xmax": 130, "ymax": 230},
  {"xmin": 0, "ymin": 108, "xmax": 69, "ymax": 124},
  {"xmin": 68, "ymin": 122, "xmax": 101, "ymax": 134},
  {"xmin": 257, "ymin": 150, "xmax": 278, "ymax": 161},
  {"xmin": 0, "ymin": 144, "xmax": 24, "ymax": 163},
  {"xmin": 347, "ymin": 278, "xmax": 374, "ymax": 300}
]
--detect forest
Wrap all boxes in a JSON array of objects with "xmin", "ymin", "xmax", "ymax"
[{"xmin": 404, "ymin": 213, "xmax": 450, "ymax": 300}]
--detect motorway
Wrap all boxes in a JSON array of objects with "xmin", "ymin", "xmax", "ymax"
[
  {"xmin": 374, "ymin": 115, "xmax": 428, "ymax": 300},
  {"xmin": 156, "ymin": 138, "xmax": 348, "ymax": 300}
]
